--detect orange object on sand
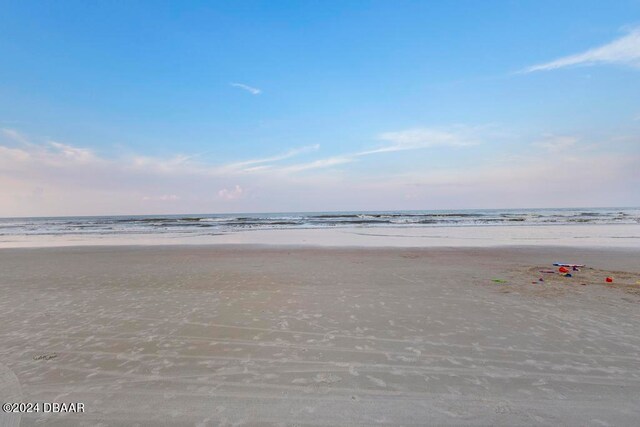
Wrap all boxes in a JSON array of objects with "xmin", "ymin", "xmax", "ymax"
[
  {"xmin": 558, "ymin": 266, "xmax": 569, "ymax": 273},
  {"xmin": 605, "ymin": 277, "xmax": 613, "ymax": 283}
]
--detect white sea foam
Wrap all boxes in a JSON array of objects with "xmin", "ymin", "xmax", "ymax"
[{"xmin": 0, "ymin": 208, "xmax": 638, "ymax": 244}]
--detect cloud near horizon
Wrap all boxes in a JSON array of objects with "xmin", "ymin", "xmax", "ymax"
[
  {"xmin": 0, "ymin": 127, "xmax": 638, "ymax": 216},
  {"xmin": 218, "ymin": 185, "xmax": 245, "ymax": 200},
  {"xmin": 523, "ymin": 27, "xmax": 640, "ymax": 72}
]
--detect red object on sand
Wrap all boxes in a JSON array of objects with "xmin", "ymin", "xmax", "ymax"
[
  {"xmin": 605, "ymin": 277, "xmax": 613, "ymax": 283},
  {"xmin": 558, "ymin": 266, "xmax": 569, "ymax": 273}
]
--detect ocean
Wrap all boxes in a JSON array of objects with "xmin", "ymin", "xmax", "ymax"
[{"xmin": 1, "ymin": 207, "xmax": 638, "ymax": 237}]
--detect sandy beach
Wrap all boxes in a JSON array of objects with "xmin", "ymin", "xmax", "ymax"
[
  {"xmin": 1, "ymin": 244, "xmax": 639, "ymax": 426},
  {"xmin": 3, "ymin": 0, "xmax": 639, "ymax": 424}
]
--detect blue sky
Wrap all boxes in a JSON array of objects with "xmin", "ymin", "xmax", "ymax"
[{"xmin": 1, "ymin": 1, "xmax": 639, "ymax": 216}]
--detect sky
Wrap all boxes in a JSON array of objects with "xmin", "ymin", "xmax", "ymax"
[{"xmin": 1, "ymin": 0, "xmax": 639, "ymax": 217}]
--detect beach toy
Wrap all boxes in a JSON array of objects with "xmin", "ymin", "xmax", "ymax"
[
  {"xmin": 605, "ymin": 277, "xmax": 613, "ymax": 283},
  {"xmin": 563, "ymin": 273, "xmax": 572, "ymax": 277},
  {"xmin": 558, "ymin": 266, "xmax": 569, "ymax": 273},
  {"xmin": 492, "ymin": 279, "xmax": 507, "ymax": 283}
]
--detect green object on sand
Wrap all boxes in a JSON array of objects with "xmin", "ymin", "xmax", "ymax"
[{"xmin": 492, "ymin": 279, "xmax": 507, "ymax": 283}]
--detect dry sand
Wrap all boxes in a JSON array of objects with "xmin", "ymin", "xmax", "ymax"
[{"xmin": 1, "ymin": 245, "xmax": 640, "ymax": 426}]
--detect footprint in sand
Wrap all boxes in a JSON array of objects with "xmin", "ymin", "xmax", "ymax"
[
  {"xmin": 366, "ymin": 375, "xmax": 387, "ymax": 388},
  {"xmin": 314, "ymin": 373, "xmax": 342, "ymax": 384}
]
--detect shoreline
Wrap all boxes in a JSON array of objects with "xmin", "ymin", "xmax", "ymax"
[{"xmin": 1, "ymin": 223, "xmax": 639, "ymax": 249}]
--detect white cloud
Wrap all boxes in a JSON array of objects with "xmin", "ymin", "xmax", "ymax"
[
  {"xmin": 1, "ymin": 126, "xmax": 638, "ymax": 216},
  {"xmin": 0, "ymin": 145, "xmax": 31, "ymax": 163},
  {"xmin": 1, "ymin": 128, "xmax": 30, "ymax": 145},
  {"xmin": 0, "ymin": 127, "xmax": 478, "ymax": 187},
  {"xmin": 218, "ymin": 185, "xmax": 244, "ymax": 200},
  {"xmin": 221, "ymin": 144, "xmax": 320, "ymax": 172},
  {"xmin": 0, "ymin": 139, "xmax": 99, "ymax": 169},
  {"xmin": 367, "ymin": 128, "xmax": 476, "ymax": 154},
  {"xmin": 279, "ymin": 155, "xmax": 355, "ymax": 173},
  {"xmin": 277, "ymin": 127, "xmax": 476, "ymax": 173},
  {"xmin": 49, "ymin": 141, "xmax": 96, "ymax": 163},
  {"xmin": 230, "ymin": 82, "xmax": 262, "ymax": 95},
  {"xmin": 127, "ymin": 153, "xmax": 199, "ymax": 174},
  {"xmin": 523, "ymin": 27, "xmax": 640, "ymax": 72},
  {"xmin": 241, "ymin": 165, "xmax": 273, "ymax": 173}
]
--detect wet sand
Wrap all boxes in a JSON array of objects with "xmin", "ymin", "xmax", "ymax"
[
  {"xmin": 2, "ymin": 223, "xmax": 640, "ymax": 249},
  {"xmin": 1, "ymin": 245, "xmax": 640, "ymax": 426}
]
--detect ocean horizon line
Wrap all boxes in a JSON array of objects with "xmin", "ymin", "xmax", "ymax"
[{"xmin": 2, "ymin": 205, "xmax": 639, "ymax": 221}]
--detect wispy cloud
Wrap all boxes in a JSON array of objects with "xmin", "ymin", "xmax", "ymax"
[
  {"xmin": 0, "ymin": 127, "xmax": 478, "ymax": 185},
  {"xmin": 278, "ymin": 127, "xmax": 477, "ymax": 173},
  {"xmin": 0, "ymin": 137, "xmax": 101, "ymax": 168},
  {"xmin": 523, "ymin": 27, "xmax": 640, "ymax": 73},
  {"xmin": 127, "ymin": 153, "xmax": 196, "ymax": 174},
  {"xmin": 48, "ymin": 141, "xmax": 96, "ymax": 163},
  {"xmin": 279, "ymin": 155, "xmax": 355, "ymax": 173},
  {"xmin": 230, "ymin": 82, "xmax": 262, "ymax": 95},
  {"xmin": 1, "ymin": 127, "xmax": 638, "ymax": 216},
  {"xmin": 366, "ymin": 128, "xmax": 476, "ymax": 154},
  {"xmin": 1, "ymin": 128, "xmax": 31, "ymax": 145},
  {"xmin": 222, "ymin": 144, "xmax": 320, "ymax": 172}
]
